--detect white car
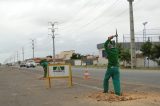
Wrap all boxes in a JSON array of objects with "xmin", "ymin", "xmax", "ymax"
[
  {"xmin": 26, "ymin": 60, "xmax": 36, "ymax": 68},
  {"xmin": 20, "ymin": 61, "xmax": 26, "ymax": 67}
]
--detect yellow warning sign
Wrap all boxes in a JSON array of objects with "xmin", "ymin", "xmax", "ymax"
[{"xmin": 47, "ymin": 64, "xmax": 72, "ymax": 88}]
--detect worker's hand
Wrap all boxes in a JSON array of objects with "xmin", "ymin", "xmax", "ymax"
[{"xmin": 108, "ymin": 35, "xmax": 114, "ymax": 40}]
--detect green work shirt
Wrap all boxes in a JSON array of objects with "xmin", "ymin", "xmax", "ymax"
[
  {"xmin": 40, "ymin": 61, "xmax": 48, "ymax": 69},
  {"xmin": 104, "ymin": 39, "xmax": 119, "ymax": 68}
]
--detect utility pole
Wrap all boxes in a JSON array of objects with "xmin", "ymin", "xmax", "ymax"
[
  {"xmin": 22, "ymin": 47, "xmax": 24, "ymax": 61},
  {"xmin": 31, "ymin": 39, "xmax": 35, "ymax": 59},
  {"xmin": 14, "ymin": 55, "xmax": 15, "ymax": 63},
  {"xmin": 17, "ymin": 51, "xmax": 19, "ymax": 62},
  {"xmin": 49, "ymin": 22, "xmax": 57, "ymax": 62},
  {"xmin": 123, "ymin": 34, "xmax": 125, "ymax": 48},
  {"xmin": 127, "ymin": 0, "xmax": 136, "ymax": 69},
  {"xmin": 142, "ymin": 22, "xmax": 148, "ymax": 68},
  {"xmin": 115, "ymin": 29, "xmax": 118, "ymax": 48}
]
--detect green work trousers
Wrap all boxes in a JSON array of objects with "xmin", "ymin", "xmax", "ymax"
[
  {"xmin": 43, "ymin": 68, "xmax": 47, "ymax": 78},
  {"xmin": 103, "ymin": 67, "xmax": 121, "ymax": 95}
]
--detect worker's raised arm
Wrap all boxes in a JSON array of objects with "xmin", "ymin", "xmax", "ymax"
[{"xmin": 104, "ymin": 36, "xmax": 114, "ymax": 50}]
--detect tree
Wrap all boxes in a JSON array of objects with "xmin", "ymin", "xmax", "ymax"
[
  {"xmin": 140, "ymin": 41, "xmax": 152, "ymax": 67},
  {"xmin": 117, "ymin": 44, "xmax": 131, "ymax": 67},
  {"xmin": 120, "ymin": 49, "xmax": 131, "ymax": 63},
  {"xmin": 140, "ymin": 41, "xmax": 152, "ymax": 58},
  {"xmin": 70, "ymin": 53, "xmax": 82, "ymax": 59},
  {"xmin": 151, "ymin": 44, "xmax": 160, "ymax": 66}
]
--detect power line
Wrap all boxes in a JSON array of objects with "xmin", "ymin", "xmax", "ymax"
[
  {"xmin": 60, "ymin": 0, "xmax": 106, "ymax": 28},
  {"xmin": 62, "ymin": 0, "xmax": 144, "ymax": 35},
  {"xmin": 78, "ymin": 0, "xmax": 120, "ymax": 29},
  {"xmin": 60, "ymin": 0, "xmax": 122, "ymax": 35}
]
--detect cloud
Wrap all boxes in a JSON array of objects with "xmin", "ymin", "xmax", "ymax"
[{"xmin": 0, "ymin": 0, "xmax": 160, "ymax": 63}]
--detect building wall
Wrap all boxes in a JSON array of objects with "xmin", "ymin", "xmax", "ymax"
[
  {"xmin": 136, "ymin": 58, "xmax": 144, "ymax": 67},
  {"xmin": 137, "ymin": 57, "xmax": 158, "ymax": 68},
  {"xmin": 98, "ymin": 57, "xmax": 108, "ymax": 65},
  {"xmin": 74, "ymin": 60, "xmax": 82, "ymax": 66},
  {"xmin": 99, "ymin": 49, "xmax": 103, "ymax": 58},
  {"xmin": 56, "ymin": 50, "xmax": 75, "ymax": 60},
  {"xmin": 93, "ymin": 60, "xmax": 98, "ymax": 65}
]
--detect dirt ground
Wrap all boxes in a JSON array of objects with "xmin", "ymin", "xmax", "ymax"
[
  {"xmin": 0, "ymin": 66, "xmax": 160, "ymax": 106},
  {"xmin": 86, "ymin": 91, "xmax": 160, "ymax": 106}
]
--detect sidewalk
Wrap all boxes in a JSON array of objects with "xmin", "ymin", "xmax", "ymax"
[{"xmin": 0, "ymin": 66, "xmax": 160, "ymax": 106}]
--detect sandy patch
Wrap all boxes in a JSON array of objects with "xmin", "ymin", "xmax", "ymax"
[{"xmin": 88, "ymin": 91, "xmax": 153, "ymax": 103}]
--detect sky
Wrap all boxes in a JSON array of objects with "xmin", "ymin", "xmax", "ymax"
[{"xmin": 0, "ymin": 0, "xmax": 160, "ymax": 63}]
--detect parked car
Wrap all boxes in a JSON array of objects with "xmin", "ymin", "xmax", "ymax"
[
  {"xmin": 26, "ymin": 60, "xmax": 36, "ymax": 68},
  {"xmin": 20, "ymin": 61, "xmax": 26, "ymax": 67}
]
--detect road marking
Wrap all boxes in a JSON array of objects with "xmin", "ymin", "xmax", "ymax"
[{"xmin": 73, "ymin": 82, "xmax": 103, "ymax": 90}]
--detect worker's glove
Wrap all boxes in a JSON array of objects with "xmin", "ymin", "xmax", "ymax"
[{"xmin": 108, "ymin": 35, "xmax": 114, "ymax": 40}]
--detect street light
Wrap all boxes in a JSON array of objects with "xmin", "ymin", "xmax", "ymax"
[
  {"xmin": 142, "ymin": 22, "xmax": 148, "ymax": 68},
  {"xmin": 143, "ymin": 22, "xmax": 148, "ymax": 42}
]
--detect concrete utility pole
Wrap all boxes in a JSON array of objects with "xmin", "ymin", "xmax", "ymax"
[
  {"xmin": 142, "ymin": 22, "xmax": 148, "ymax": 68},
  {"xmin": 22, "ymin": 47, "xmax": 24, "ymax": 61},
  {"xmin": 14, "ymin": 55, "xmax": 15, "ymax": 63},
  {"xmin": 127, "ymin": 0, "xmax": 136, "ymax": 68},
  {"xmin": 115, "ymin": 29, "xmax": 118, "ymax": 47},
  {"xmin": 49, "ymin": 22, "xmax": 57, "ymax": 62},
  {"xmin": 17, "ymin": 51, "xmax": 19, "ymax": 62},
  {"xmin": 31, "ymin": 39, "xmax": 35, "ymax": 59}
]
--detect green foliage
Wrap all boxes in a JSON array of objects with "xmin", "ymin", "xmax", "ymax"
[
  {"xmin": 151, "ymin": 44, "xmax": 160, "ymax": 65},
  {"xmin": 70, "ymin": 53, "xmax": 82, "ymax": 59},
  {"xmin": 141, "ymin": 41, "xmax": 160, "ymax": 66},
  {"xmin": 117, "ymin": 44, "xmax": 131, "ymax": 63},
  {"xmin": 120, "ymin": 49, "xmax": 131, "ymax": 63},
  {"xmin": 117, "ymin": 44, "xmax": 123, "ymax": 57},
  {"xmin": 140, "ymin": 41, "xmax": 152, "ymax": 58}
]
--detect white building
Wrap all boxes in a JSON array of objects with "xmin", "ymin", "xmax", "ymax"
[{"xmin": 56, "ymin": 50, "xmax": 75, "ymax": 60}]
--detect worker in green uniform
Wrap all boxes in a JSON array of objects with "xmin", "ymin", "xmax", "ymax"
[
  {"xmin": 103, "ymin": 35, "xmax": 121, "ymax": 96},
  {"xmin": 40, "ymin": 59, "xmax": 48, "ymax": 79}
]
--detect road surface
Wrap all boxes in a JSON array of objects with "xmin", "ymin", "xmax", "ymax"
[
  {"xmin": 0, "ymin": 66, "xmax": 160, "ymax": 106},
  {"xmin": 72, "ymin": 67, "xmax": 160, "ymax": 88}
]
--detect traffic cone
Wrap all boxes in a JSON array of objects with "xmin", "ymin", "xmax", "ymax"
[{"xmin": 84, "ymin": 70, "xmax": 90, "ymax": 80}]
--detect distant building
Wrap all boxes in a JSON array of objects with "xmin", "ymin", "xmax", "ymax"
[
  {"xmin": 56, "ymin": 50, "xmax": 75, "ymax": 60},
  {"xmin": 81, "ymin": 55, "xmax": 98, "ymax": 65}
]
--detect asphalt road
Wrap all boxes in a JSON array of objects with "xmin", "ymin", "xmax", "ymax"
[
  {"xmin": 72, "ymin": 67, "xmax": 160, "ymax": 88},
  {"xmin": 20, "ymin": 66, "xmax": 160, "ymax": 89}
]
